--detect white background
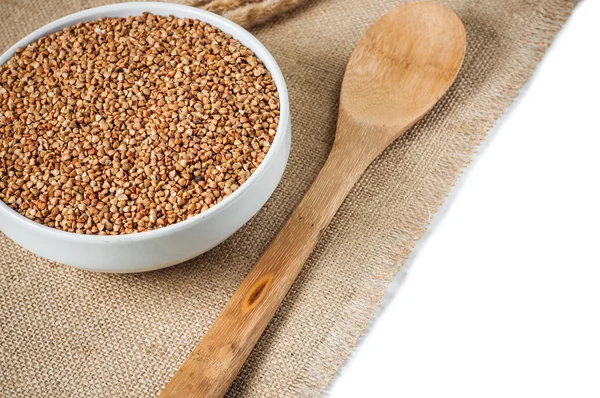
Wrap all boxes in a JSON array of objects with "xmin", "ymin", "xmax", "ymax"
[{"xmin": 330, "ymin": 0, "xmax": 600, "ymax": 396}]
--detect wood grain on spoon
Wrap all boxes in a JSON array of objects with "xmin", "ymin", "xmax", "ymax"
[{"xmin": 159, "ymin": 3, "xmax": 465, "ymax": 397}]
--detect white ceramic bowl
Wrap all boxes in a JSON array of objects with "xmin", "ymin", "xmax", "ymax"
[{"xmin": 0, "ymin": 2, "xmax": 290, "ymax": 273}]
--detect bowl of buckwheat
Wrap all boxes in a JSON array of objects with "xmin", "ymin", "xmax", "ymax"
[{"xmin": 0, "ymin": 2, "xmax": 290, "ymax": 272}]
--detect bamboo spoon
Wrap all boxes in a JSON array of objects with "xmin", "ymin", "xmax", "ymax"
[{"xmin": 160, "ymin": 3, "xmax": 465, "ymax": 397}]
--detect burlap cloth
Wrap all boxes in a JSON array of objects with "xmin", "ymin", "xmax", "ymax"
[{"xmin": 0, "ymin": 0, "xmax": 578, "ymax": 396}]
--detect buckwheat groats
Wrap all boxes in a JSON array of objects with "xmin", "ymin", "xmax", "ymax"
[{"xmin": 0, "ymin": 13, "xmax": 279, "ymax": 235}]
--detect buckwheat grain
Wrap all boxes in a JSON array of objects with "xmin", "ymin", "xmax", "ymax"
[{"xmin": 0, "ymin": 13, "xmax": 279, "ymax": 235}]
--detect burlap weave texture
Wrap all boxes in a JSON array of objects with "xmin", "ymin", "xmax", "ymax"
[{"xmin": 0, "ymin": 0, "xmax": 578, "ymax": 396}]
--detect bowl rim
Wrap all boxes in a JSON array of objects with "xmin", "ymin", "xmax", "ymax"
[{"xmin": 0, "ymin": 2, "xmax": 290, "ymax": 242}]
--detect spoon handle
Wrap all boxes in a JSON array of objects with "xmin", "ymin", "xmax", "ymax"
[{"xmin": 159, "ymin": 138, "xmax": 374, "ymax": 398}]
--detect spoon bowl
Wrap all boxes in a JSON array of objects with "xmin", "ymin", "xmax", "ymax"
[{"xmin": 338, "ymin": 2, "xmax": 465, "ymax": 154}]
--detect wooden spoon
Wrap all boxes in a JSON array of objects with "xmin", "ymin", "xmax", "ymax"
[{"xmin": 160, "ymin": 3, "xmax": 465, "ymax": 397}]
